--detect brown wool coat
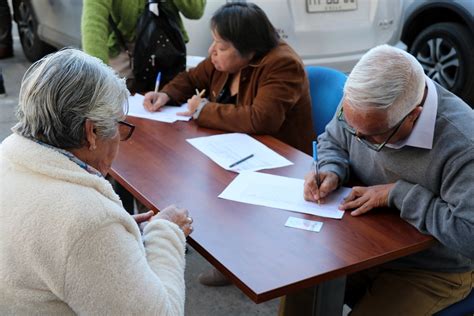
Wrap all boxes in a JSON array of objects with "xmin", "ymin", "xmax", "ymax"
[{"xmin": 161, "ymin": 42, "xmax": 315, "ymax": 154}]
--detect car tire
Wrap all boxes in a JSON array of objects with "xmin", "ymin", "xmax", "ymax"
[
  {"xmin": 410, "ymin": 22, "xmax": 474, "ymax": 107},
  {"xmin": 14, "ymin": 0, "xmax": 56, "ymax": 62}
]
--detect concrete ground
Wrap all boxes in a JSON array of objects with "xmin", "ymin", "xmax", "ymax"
[{"xmin": 0, "ymin": 25, "xmax": 280, "ymax": 316}]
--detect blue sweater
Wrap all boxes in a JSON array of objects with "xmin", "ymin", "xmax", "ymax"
[{"xmin": 319, "ymin": 83, "xmax": 474, "ymax": 272}]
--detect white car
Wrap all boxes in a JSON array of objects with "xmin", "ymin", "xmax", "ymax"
[
  {"xmin": 401, "ymin": 0, "xmax": 474, "ymax": 107},
  {"xmin": 13, "ymin": 0, "xmax": 404, "ymax": 74},
  {"xmin": 185, "ymin": 0, "xmax": 405, "ymax": 72}
]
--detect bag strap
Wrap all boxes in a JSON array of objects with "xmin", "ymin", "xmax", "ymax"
[
  {"xmin": 108, "ymin": 15, "xmax": 129, "ymax": 54},
  {"xmin": 142, "ymin": 0, "xmax": 185, "ymax": 49}
]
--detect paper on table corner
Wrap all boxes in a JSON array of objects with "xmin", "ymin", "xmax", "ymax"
[
  {"xmin": 186, "ymin": 133, "xmax": 293, "ymax": 173},
  {"xmin": 218, "ymin": 171, "xmax": 348, "ymax": 219},
  {"xmin": 127, "ymin": 94, "xmax": 191, "ymax": 123}
]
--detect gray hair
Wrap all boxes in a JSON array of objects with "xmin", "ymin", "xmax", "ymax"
[
  {"xmin": 343, "ymin": 45, "xmax": 425, "ymax": 127},
  {"xmin": 13, "ymin": 48, "xmax": 129, "ymax": 149}
]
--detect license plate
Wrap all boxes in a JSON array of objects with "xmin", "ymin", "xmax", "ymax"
[{"xmin": 307, "ymin": 0, "xmax": 357, "ymax": 13}]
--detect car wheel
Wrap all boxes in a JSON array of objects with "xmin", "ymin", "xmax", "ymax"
[
  {"xmin": 410, "ymin": 22, "xmax": 474, "ymax": 107},
  {"xmin": 14, "ymin": 0, "xmax": 56, "ymax": 62}
]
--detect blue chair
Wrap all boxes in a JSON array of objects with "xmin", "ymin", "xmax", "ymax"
[
  {"xmin": 435, "ymin": 290, "xmax": 474, "ymax": 316},
  {"xmin": 305, "ymin": 66, "xmax": 347, "ymax": 136}
]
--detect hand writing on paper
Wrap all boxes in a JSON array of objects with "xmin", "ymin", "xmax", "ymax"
[
  {"xmin": 177, "ymin": 94, "xmax": 201, "ymax": 116},
  {"xmin": 143, "ymin": 91, "xmax": 170, "ymax": 112},
  {"xmin": 304, "ymin": 171, "xmax": 339, "ymax": 204},
  {"xmin": 339, "ymin": 183, "xmax": 395, "ymax": 216}
]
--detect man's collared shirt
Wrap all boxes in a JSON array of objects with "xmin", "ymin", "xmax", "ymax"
[{"xmin": 386, "ymin": 76, "xmax": 438, "ymax": 150}]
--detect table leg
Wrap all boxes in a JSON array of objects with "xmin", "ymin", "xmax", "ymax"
[{"xmin": 312, "ymin": 277, "xmax": 346, "ymax": 316}]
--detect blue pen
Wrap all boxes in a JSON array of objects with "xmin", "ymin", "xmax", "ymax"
[
  {"xmin": 154, "ymin": 72, "xmax": 161, "ymax": 93},
  {"xmin": 313, "ymin": 141, "xmax": 321, "ymax": 204}
]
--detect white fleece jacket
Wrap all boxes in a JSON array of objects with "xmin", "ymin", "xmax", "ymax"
[{"xmin": 0, "ymin": 134, "xmax": 186, "ymax": 315}]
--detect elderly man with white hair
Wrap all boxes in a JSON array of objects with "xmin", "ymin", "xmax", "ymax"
[
  {"xmin": 280, "ymin": 45, "xmax": 474, "ymax": 315},
  {"xmin": 0, "ymin": 48, "xmax": 193, "ymax": 315}
]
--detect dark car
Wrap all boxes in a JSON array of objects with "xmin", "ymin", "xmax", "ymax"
[{"xmin": 402, "ymin": 0, "xmax": 474, "ymax": 107}]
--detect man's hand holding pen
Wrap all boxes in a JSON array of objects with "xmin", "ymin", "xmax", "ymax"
[
  {"xmin": 303, "ymin": 171, "xmax": 339, "ymax": 204},
  {"xmin": 303, "ymin": 168, "xmax": 395, "ymax": 216}
]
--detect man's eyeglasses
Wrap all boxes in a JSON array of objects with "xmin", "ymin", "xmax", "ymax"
[
  {"xmin": 336, "ymin": 107, "xmax": 410, "ymax": 152},
  {"xmin": 118, "ymin": 120, "xmax": 135, "ymax": 141}
]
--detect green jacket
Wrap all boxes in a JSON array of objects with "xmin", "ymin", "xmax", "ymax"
[{"xmin": 81, "ymin": 0, "xmax": 206, "ymax": 63}]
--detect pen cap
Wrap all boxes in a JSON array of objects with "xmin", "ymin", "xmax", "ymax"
[
  {"xmin": 312, "ymin": 141, "xmax": 318, "ymax": 161},
  {"xmin": 155, "ymin": 71, "xmax": 161, "ymax": 84}
]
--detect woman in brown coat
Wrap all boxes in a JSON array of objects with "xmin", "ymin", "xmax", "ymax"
[{"xmin": 143, "ymin": 2, "xmax": 314, "ymax": 155}]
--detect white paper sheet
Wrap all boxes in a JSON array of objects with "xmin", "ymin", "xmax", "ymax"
[
  {"xmin": 186, "ymin": 133, "xmax": 293, "ymax": 172},
  {"xmin": 127, "ymin": 93, "xmax": 191, "ymax": 123},
  {"xmin": 219, "ymin": 171, "xmax": 350, "ymax": 219}
]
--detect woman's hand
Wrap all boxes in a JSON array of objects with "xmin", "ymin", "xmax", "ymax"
[
  {"xmin": 339, "ymin": 183, "xmax": 395, "ymax": 216},
  {"xmin": 177, "ymin": 95, "xmax": 202, "ymax": 116},
  {"xmin": 133, "ymin": 210, "xmax": 155, "ymax": 233},
  {"xmin": 154, "ymin": 204, "xmax": 193, "ymax": 236},
  {"xmin": 143, "ymin": 92, "xmax": 170, "ymax": 112},
  {"xmin": 133, "ymin": 210, "xmax": 154, "ymax": 224},
  {"xmin": 304, "ymin": 171, "xmax": 339, "ymax": 203}
]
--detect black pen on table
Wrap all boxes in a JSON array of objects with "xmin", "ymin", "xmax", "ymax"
[
  {"xmin": 313, "ymin": 141, "xmax": 321, "ymax": 205},
  {"xmin": 229, "ymin": 154, "xmax": 254, "ymax": 168}
]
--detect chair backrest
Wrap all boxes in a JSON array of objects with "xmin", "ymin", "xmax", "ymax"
[
  {"xmin": 434, "ymin": 289, "xmax": 474, "ymax": 316},
  {"xmin": 305, "ymin": 66, "xmax": 347, "ymax": 136}
]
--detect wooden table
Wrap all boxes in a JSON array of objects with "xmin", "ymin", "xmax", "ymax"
[{"xmin": 110, "ymin": 117, "xmax": 435, "ymax": 310}]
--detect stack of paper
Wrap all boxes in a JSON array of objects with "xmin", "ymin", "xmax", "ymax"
[{"xmin": 127, "ymin": 93, "xmax": 192, "ymax": 123}]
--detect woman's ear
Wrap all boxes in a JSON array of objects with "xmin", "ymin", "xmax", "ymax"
[{"xmin": 84, "ymin": 119, "xmax": 97, "ymax": 151}]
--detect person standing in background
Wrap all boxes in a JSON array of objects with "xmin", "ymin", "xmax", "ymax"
[
  {"xmin": 81, "ymin": 0, "xmax": 205, "ymax": 92},
  {"xmin": 0, "ymin": 0, "xmax": 13, "ymax": 59}
]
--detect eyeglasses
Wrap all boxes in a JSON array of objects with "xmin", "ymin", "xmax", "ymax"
[
  {"xmin": 118, "ymin": 120, "xmax": 135, "ymax": 141},
  {"xmin": 336, "ymin": 107, "xmax": 410, "ymax": 152}
]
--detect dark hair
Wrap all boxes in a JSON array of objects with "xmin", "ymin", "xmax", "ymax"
[{"xmin": 211, "ymin": 2, "xmax": 280, "ymax": 59}]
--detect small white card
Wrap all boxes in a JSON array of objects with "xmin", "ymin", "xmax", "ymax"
[{"xmin": 285, "ymin": 216, "xmax": 323, "ymax": 233}]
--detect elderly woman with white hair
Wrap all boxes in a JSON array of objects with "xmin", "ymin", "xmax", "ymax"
[
  {"xmin": 280, "ymin": 45, "xmax": 474, "ymax": 315},
  {"xmin": 0, "ymin": 48, "xmax": 193, "ymax": 315}
]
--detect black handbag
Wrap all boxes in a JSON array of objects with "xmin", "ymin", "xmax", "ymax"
[{"xmin": 109, "ymin": 0, "xmax": 186, "ymax": 93}]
